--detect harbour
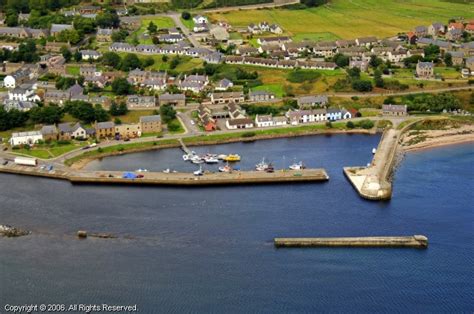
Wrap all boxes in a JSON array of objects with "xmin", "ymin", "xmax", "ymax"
[{"xmin": 274, "ymin": 235, "xmax": 428, "ymax": 248}]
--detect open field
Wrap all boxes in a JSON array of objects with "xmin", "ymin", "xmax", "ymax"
[
  {"xmin": 127, "ymin": 16, "xmax": 175, "ymax": 44},
  {"xmin": 209, "ymin": 0, "xmax": 472, "ymax": 40},
  {"xmin": 13, "ymin": 141, "xmax": 88, "ymax": 159}
]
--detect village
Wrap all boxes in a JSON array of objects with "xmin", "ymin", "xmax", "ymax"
[{"xmin": 0, "ymin": 1, "xmax": 472, "ymax": 157}]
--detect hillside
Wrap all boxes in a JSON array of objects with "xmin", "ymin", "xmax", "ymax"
[{"xmin": 208, "ymin": 0, "xmax": 473, "ymax": 40}]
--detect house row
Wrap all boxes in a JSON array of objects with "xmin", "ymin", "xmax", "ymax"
[
  {"xmin": 286, "ymin": 108, "xmax": 352, "ymax": 125},
  {"xmin": 248, "ymin": 22, "xmax": 283, "ymax": 34},
  {"xmin": 223, "ymin": 56, "xmax": 337, "ymax": 70},
  {"xmin": 127, "ymin": 69, "xmax": 168, "ymax": 90}
]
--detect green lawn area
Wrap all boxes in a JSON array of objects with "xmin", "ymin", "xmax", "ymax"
[
  {"xmin": 117, "ymin": 52, "xmax": 203, "ymax": 72},
  {"xmin": 292, "ymin": 32, "xmax": 340, "ymax": 42},
  {"xmin": 252, "ymin": 84, "xmax": 285, "ymax": 98},
  {"xmin": 13, "ymin": 141, "xmax": 88, "ymax": 159},
  {"xmin": 118, "ymin": 110, "xmax": 157, "ymax": 124},
  {"xmin": 167, "ymin": 118, "xmax": 185, "ymax": 134},
  {"xmin": 66, "ymin": 65, "xmax": 80, "ymax": 76},
  {"xmin": 209, "ymin": 0, "xmax": 470, "ymax": 40},
  {"xmin": 435, "ymin": 67, "xmax": 463, "ymax": 80},
  {"xmin": 180, "ymin": 18, "xmax": 194, "ymax": 31},
  {"xmin": 127, "ymin": 17, "xmax": 176, "ymax": 44}
]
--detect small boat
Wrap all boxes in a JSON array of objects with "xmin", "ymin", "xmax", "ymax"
[
  {"xmin": 204, "ymin": 156, "xmax": 219, "ymax": 164},
  {"xmin": 265, "ymin": 164, "xmax": 275, "ymax": 173},
  {"xmin": 183, "ymin": 154, "xmax": 190, "ymax": 161},
  {"xmin": 163, "ymin": 168, "xmax": 170, "ymax": 173},
  {"xmin": 136, "ymin": 168, "xmax": 148, "ymax": 172},
  {"xmin": 217, "ymin": 154, "xmax": 227, "ymax": 160},
  {"xmin": 224, "ymin": 154, "xmax": 241, "ymax": 162},
  {"xmin": 219, "ymin": 163, "xmax": 232, "ymax": 173},
  {"xmin": 256, "ymin": 158, "xmax": 269, "ymax": 171},
  {"xmin": 372, "ymin": 148, "xmax": 377, "ymax": 154},
  {"xmin": 289, "ymin": 161, "xmax": 306, "ymax": 170},
  {"xmin": 194, "ymin": 166, "xmax": 203, "ymax": 176},
  {"xmin": 191, "ymin": 156, "xmax": 204, "ymax": 164}
]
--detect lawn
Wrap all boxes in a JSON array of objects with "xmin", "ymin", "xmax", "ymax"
[
  {"xmin": 118, "ymin": 110, "xmax": 157, "ymax": 124},
  {"xmin": 66, "ymin": 65, "xmax": 80, "ymax": 76},
  {"xmin": 180, "ymin": 18, "xmax": 195, "ymax": 31},
  {"xmin": 116, "ymin": 52, "xmax": 204, "ymax": 72},
  {"xmin": 167, "ymin": 118, "xmax": 185, "ymax": 134},
  {"xmin": 292, "ymin": 32, "xmax": 339, "ymax": 42},
  {"xmin": 209, "ymin": 0, "xmax": 471, "ymax": 40},
  {"xmin": 127, "ymin": 17, "xmax": 175, "ymax": 44},
  {"xmin": 252, "ymin": 84, "xmax": 285, "ymax": 97},
  {"xmin": 13, "ymin": 141, "xmax": 88, "ymax": 159}
]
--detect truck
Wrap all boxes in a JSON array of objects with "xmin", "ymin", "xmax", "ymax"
[{"xmin": 14, "ymin": 157, "xmax": 38, "ymax": 166}]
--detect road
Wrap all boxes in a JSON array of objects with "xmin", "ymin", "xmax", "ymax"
[{"xmin": 327, "ymin": 85, "xmax": 473, "ymax": 98}]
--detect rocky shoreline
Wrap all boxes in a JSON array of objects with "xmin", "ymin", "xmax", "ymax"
[{"xmin": 401, "ymin": 125, "xmax": 474, "ymax": 152}]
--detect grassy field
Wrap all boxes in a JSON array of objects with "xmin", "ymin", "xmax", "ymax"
[
  {"xmin": 252, "ymin": 84, "xmax": 285, "ymax": 97},
  {"xmin": 127, "ymin": 17, "xmax": 175, "ymax": 44},
  {"xmin": 13, "ymin": 141, "xmax": 88, "ymax": 159},
  {"xmin": 66, "ymin": 65, "xmax": 80, "ymax": 76},
  {"xmin": 209, "ymin": 0, "xmax": 471, "ymax": 40},
  {"xmin": 180, "ymin": 17, "xmax": 195, "ymax": 30},
  {"xmin": 116, "ymin": 52, "xmax": 204, "ymax": 72}
]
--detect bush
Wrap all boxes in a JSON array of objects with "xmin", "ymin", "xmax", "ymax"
[
  {"xmin": 167, "ymin": 120, "xmax": 181, "ymax": 132},
  {"xmin": 325, "ymin": 121, "xmax": 333, "ymax": 128},
  {"xmin": 181, "ymin": 12, "xmax": 191, "ymax": 20},
  {"xmin": 358, "ymin": 119, "xmax": 375, "ymax": 129},
  {"xmin": 352, "ymin": 80, "xmax": 373, "ymax": 92},
  {"xmin": 346, "ymin": 121, "xmax": 355, "ymax": 129},
  {"xmin": 242, "ymin": 132, "xmax": 256, "ymax": 138}
]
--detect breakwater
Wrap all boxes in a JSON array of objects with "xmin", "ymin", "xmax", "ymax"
[
  {"xmin": 274, "ymin": 235, "xmax": 428, "ymax": 248},
  {"xmin": 0, "ymin": 164, "xmax": 329, "ymax": 186}
]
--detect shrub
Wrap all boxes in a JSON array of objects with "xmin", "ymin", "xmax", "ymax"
[
  {"xmin": 358, "ymin": 119, "xmax": 375, "ymax": 129},
  {"xmin": 242, "ymin": 132, "xmax": 256, "ymax": 138},
  {"xmin": 325, "ymin": 121, "xmax": 333, "ymax": 128},
  {"xmin": 287, "ymin": 70, "xmax": 321, "ymax": 83},
  {"xmin": 346, "ymin": 121, "xmax": 355, "ymax": 129}
]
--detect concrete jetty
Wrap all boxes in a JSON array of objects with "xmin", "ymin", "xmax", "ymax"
[
  {"xmin": 178, "ymin": 138, "xmax": 192, "ymax": 155},
  {"xmin": 274, "ymin": 235, "xmax": 428, "ymax": 248},
  {"xmin": 0, "ymin": 164, "xmax": 329, "ymax": 186}
]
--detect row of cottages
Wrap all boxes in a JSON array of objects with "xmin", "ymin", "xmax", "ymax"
[
  {"xmin": 215, "ymin": 78, "xmax": 234, "ymax": 91},
  {"xmin": 255, "ymin": 115, "xmax": 288, "ymax": 128},
  {"xmin": 9, "ymin": 131, "xmax": 43, "ymax": 146},
  {"xmin": 210, "ymin": 91, "xmax": 245, "ymax": 105},
  {"xmin": 126, "ymin": 95, "xmax": 157, "ymax": 109},
  {"xmin": 80, "ymin": 50, "xmax": 102, "ymax": 61},
  {"xmin": 97, "ymin": 28, "xmax": 114, "ymax": 42},
  {"xmin": 286, "ymin": 108, "xmax": 352, "ymax": 125},
  {"xmin": 224, "ymin": 56, "xmax": 337, "ymax": 70},
  {"xmin": 225, "ymin": 103, "xmax": 254, "ymax": 130},
  {"xmin": 0, "ymin": 27, "xmax": 48, "ymax": 39},
  {"xmin": 247, "ymin": 22, "xmax": 283, "ymax": 35},
  {"xmin": 44, "ymin": 83, "xmax": 84, "ymax": 105},
  {"xmin": 248, "ymin": 90, "xmax": 276, "ymax": 102},
  {"xmin": 7, "ymin": 87, "xmax": 41, "ymax": 102},
  {"xmin": 159, "ymin": 93, "xmax": 186, "ymax": 107},
  {"xmin": 297, "ymin": 95, "xmax": 329, "ymax": 108},
  {"xmin": 3, "ymin": 68, "xmax": 33, "ymax": 89},
  {"xmin": 197, "ymin": 104, "xmax": 218, "ymax": 132},
  {"xmin": 382, "ymin": 104, "xmax": 408, "ymax": 116},
  {"xmin": 95, "ymin": 115, "xmax": 162, "ymax": 139},
  {"xmin": 127, "ymin": 69, "xmax": 168, "ymax": 90},
  {"xmin": 413, "ymin": 21, "xmax": 472, "ymax": 42},
  {"xmin": 178, "ymin": 75, "xmax": 209, "ymax": 93},
  {"xmin": 2, "ymin": 99, "xmax": 37, "ymax": 112}
]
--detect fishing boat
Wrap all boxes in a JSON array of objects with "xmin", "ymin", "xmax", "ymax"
[
  {"xmin": 191, "ymin": 156, "xmax": 204, "ymax": 164},
  {"xmin": 289, "ymin": 161, "xmax": 306, "ymax": 170},
  {"xmin": 136, "ymin": 168, "xmax": 148, "ymax": 172},
  {"xmin": 217, "ymin": 154, "xmax": 227, "ymax": 160},
  {"xmin": 193, "ymin": 166, "xmax": 203, "ymax": 176},
  {"xmin": 224, "ymin": 154, "xmax": 241, "ymax": 162},
  {"xmin": 162, "ymin": 168, "xmax": 170, "ymax": 173},
  {"xmin": 204, "ymin": 156, "xmax": 219, "ymax": 164},
  {"xmin": 218, "ymin": 163, "xmax": 232, "ymax": 173},
  {"xmin": 255, "ymin": 158, "xmax": 270, "ymax": 171},
  {"xmin": 183, "ymin": 154, "xmax": 189, "ymax": 161},
  {"xmin": 372, "ymin": 148, "xmax": 377, "ymax": 154},
  {"xmin": 265, "ymin": 163, "xmax": 275, "ymax": 173}
]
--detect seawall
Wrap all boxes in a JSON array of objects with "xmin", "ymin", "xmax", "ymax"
[{"xmin": 274, "ymin": 235, "xmax": 428, "ymax": 248}]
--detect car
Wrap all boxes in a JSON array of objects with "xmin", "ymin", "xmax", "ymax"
[
  {"xmin": 190, "ymin": 120, "xmax": 195, "ymax": 125},
  {"xmin": 136, "ymin": 174, "xmax": 144, "ymax": 178}
]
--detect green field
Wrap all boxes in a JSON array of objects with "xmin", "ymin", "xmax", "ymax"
[
  {"xmin": 127, "ymin": 17, "xmax": 176, "ymax": 44},
  {"xmin": 252, "ymin": 84, "xmax": 285, "ymax": 97},
  {"xmin": 180, "ymin": 17, "xmax": 195, "ymax": 31},
  {"xmin": 209, "ymin": 0, "xmax": 472, "ymax": 40}
]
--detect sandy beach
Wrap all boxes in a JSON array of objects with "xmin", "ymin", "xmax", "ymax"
[{"xmin": 401, "ymin": 125, "xmax": 474, "ymax": 152}]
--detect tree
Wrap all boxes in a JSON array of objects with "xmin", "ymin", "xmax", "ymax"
[
  {"xmin": 0, "ymin": 107, "xmax": 28, "ymax": 131},
  {"xmin": 57, "ymin": 29, "xmax": 81, "ymax": 44},
  {"xmin": 111, "ymin": 78, "xmax": 133, "ymax": 95},
  {"xmin": 358, "ymin": 119, "xmax": 375, "ymax": 129},
  {"xmin": 109, "ymin": 102, "xmax": 129, "ymax": 116},
  {"xmin": 369, "ymin": 55, "xmax": 383, "ymax": 68},
  {"xmin": 94, "ymin": 104, "xmax": 109, "ymax": 122},
  {"xmin": 142, "ymin": 57, "xmax": 155, "ymax": 68},
  {"xmin": 352, "ymin": 80, "xmax": 373, "ymax": 92},
  {"xmin": 60, "ymin": 46, "xmax": 72, "ymax": 62},
  {"xmin": 111, "ymin": 29, "xmax": 129, "ymax": 42},
  {"xmin": 374, "ymin": 69, "xmax": 384, "ymax": 88},
  {"xmin": 346, "ymin": 121, "xmax": 355, "ymax": 129},
  {"xmin": 120, "ymin": 53, "xmax": 141, "ymax": 71},
  {"xmin": 73, "ymin": 50, "xmax": 82, "ymax": 62},
  {"xmin": 333, "ymin": 53, "xmax": 349, "ymax": 68},
  {"xmin": 102, "ymin": 52, "xmax": 121, "ymax": 68},
  {"xmin": 147, "ymin": 21, "xmax": 157, "ymax": 34},
  {"xmin": 159, "ymin": 104, "xmax": 176, "ymax": 123},
  {"xmin": 29, "ymin": 105, "xmax": 64, "ymax": 124},
  {"xmin": 444, "ymin": 53, "xmax": 453, "ymax": 67},
  {"xmin": 347, "ymin": 67, "xmax": 361, "ymax": 79},
  {"xmin": 169, "ymin": 56, "xmax": 181, "ymax": 69},
  {"xmin": 96, "ymin": 11, "xmax": 120, "ymax": 28},
  {"xmin": 181, "ymin": 11, "xmax": 191, "ymax": 20}
]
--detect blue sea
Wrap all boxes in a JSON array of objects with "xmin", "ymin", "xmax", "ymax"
[{"xmin": 0, "ymin": 135, "xmax": 472, "ymax": 313}]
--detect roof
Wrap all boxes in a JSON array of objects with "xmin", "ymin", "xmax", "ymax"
[
  {"xmin": 298, "ymin": 95, "xmax": 328, "ymax": 104},
  {"xmin": 417, "ymin": 61, "xmax": 434, "ymax": 69},
  {"xmin": 227, "ymin": 118, "xmax": 253, "ymax": 126},
  {"xmin": 96, "ymin": 121, "xmax": 115, "ymax": 129},
  {"xmin": 58, "ymin": 122, "xmax": 73, "ymax": 133},
  {"xmin": 382, "ymin": 104, "xmax": 407, "ymax": 112},
  {"xmin": 50, "ymin": 24, "xmax": 73, "ymax": 33},
  {"xmin": 41, "ymin": 125, "xmax": 57, "ymax": 135},
  {"xmin": 11, "ymin": 131, "xmax": 42, "ymax": 137},
  {"xmin": 159, "ymin": 93, "xmax": 185, "ymax": 101},
  {"xmin": 256, "ymin": 114, "xmax": 272, "ymax": 122},
  {"xmin": 140, "ymin": 115, "xmax": 161, "ymax": 123}
]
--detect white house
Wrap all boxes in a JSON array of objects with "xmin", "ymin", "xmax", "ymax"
[
  {"xmin": 80, "ymin": 50, "xmax": 102, "ymax": 60},
  {"xmin": 273, "ymin": 116, "xmax": 287, "ymax": 126},
  {"xmin": 193, "ymin": 15, "xmax": 208, "ymax": 25},
  {"xmin": 255, "ymin": 114, "xmax": 274, "ymax": 128},
  {"xmin": 8, "ymin": 88, "xmax": 40, "ymax": 102},
  {"xmin": 3, "ymin": 69, "xmax": 30, "ymax": 89},
  {"xmin": 226, "ymin": 118, "xmax": 254, "ymax": 130},
  {"xmin": 9, "ymin": 131, "xmax": 43, "ymax": 146},
  {"xmin": 326, "ymin": 109, "xmax": 342, "ymax": 121}
]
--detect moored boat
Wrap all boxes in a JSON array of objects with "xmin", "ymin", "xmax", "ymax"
[
  {"xmin": 224, "ymin": 154, "xmax": 241, "ymax": 162},
  {"xmin": 289, "ymin": 161, "xmax": 306, "ymax": 170},
  {"xmin": 256, "ymin": 158, "xmax": 270, "ymax": 171},
  {"xmin": 218, "ymin": 163, "xmax": 232, "ymax": 173}
]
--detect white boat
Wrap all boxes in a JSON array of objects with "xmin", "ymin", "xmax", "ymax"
[
  {"xmin": 289, "ymin": 161, "xmax": 306, "ymax": 170},
  {"xmin": 204, "ymin": 156, "xmax": 219, "ymax": 164},
  {"xmin": 194, "ymin": 166, "xmax": 203, "ymax": 176},
  {"xmin": 217, "ymin": 154, "xmax": 228, "ymax": 160},
  {"xmin": 183, "ymin": 154, "xmax": 190, "ymax": 161},
  {"xmin": 163, "ymin": 168, "xmax": 170, "ymax": 173},
  {"xmin": 256, "ymin": 158, "xmax": 269, "ymax": 171},
  {"xmin": 372, "ymin": 148, "xmax": 377, "ymax": 154},
  {"xmin": 219, "ymin": 163, "xmax": 232, "ymax": 173},
  {"xmin": 136, "ymin": 168, "xmax": 148, "ymax": 172},
  {"xmin": 191, "ymin": 156, "xmax": 204, "ymax": 164}
]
